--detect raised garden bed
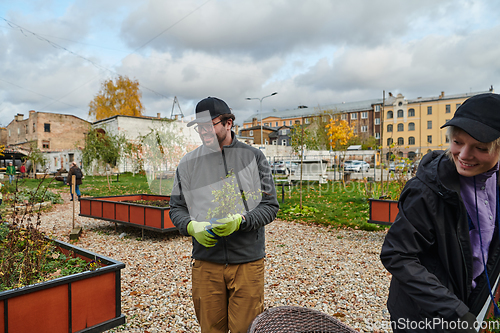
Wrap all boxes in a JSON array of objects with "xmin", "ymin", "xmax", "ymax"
[
  {"xmin": 367, "ymin": 198, "xmax": 399, "ymax": 225},
  {"xmin": 79, "ymin": 194, "xmax": 175, "ymax": 233},
  {"xmin": 0, "ymin": 238, "xmax": 125, "ymax": 333}
]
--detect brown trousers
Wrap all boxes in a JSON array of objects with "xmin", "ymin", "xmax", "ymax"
[{"xmin": 192, "ymin": 258, "xmax": 265, "ymax": 333}]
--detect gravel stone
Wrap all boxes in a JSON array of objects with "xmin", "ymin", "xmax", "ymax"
[{"xmin": 37, "ymin": 193, "xmax": 392, "ymax": 332}]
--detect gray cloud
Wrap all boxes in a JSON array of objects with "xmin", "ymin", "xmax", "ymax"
[{"xmin": 0, "ymin": 0, "xmax": 499, "ymax": 127}]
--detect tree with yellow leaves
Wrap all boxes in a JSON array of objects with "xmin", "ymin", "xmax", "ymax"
[
  {"xmin": 89, "ymin": 76, "xmax": 144, "ymax": 120},
  {"xmin": 326, "ymin": 118, "xmax": 356, "ymax": 150},
  {"xmin": 327, "ymin": 118, "xmax": 357, "ymax": 184}
]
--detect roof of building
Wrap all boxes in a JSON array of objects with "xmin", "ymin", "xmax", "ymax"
[
  {"xmin": 92, "ymin": 114, "xmax": 176, "ymax": 125},
  {"xmin": 404, "ymin": 90, "xmax": 491, "ymax": 104},
  {"xmin": 242, "ymin": 89, "xmax": 495, "ymax": 124},
  {"xmin": 239, "ymin": 125, "xmax": 276, "ymax": 131},
  {"xmin": 243, "ymin": 98, "xmax": 383, "ymax": 123}
]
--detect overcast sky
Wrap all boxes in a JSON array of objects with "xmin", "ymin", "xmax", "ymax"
[{"xmin": 1, "ymin": 0, "xmax": 499, "ymax": 127}]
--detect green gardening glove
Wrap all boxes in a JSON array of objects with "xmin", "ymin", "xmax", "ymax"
[
  {"xmin": 212, "ymin": 214, "xmax": 243, "ymax": 237},
  {"xmin": 187, "ymin": 221, "xmax": 217, "ymax": 248}
]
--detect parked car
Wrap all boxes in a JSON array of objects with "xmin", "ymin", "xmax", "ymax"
[
  {"xmin": 342, "ymin": 160, "xmax": 354, "ymax": 169},
  {"xmin": 271, "ymin": 161, "xmax": 298, "ymax": 174},
  {"xmin": 389, "ymin": 162, "xmax": 409, "ymax": 173},
  {"xmin": 345, "ymin": 160, "xmax": 370, "ymax": 173}
]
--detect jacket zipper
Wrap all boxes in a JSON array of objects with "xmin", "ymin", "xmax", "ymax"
[
  {"xmin": 221, "ymin": 149, "xmax": 229, "ymax": 265},
  {"xmin": 456, "ymin": 200, "xmax": 470, "ymax": 298}
]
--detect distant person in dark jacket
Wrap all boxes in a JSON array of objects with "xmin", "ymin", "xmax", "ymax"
[
  {"xmin": 6, "ymin": 162, "xmax": 15, "ymax": 184},
  {"xmin": 67, "ymin": 162, "xmax": 83, "ymax": 201},
  {"xmin": 170, "ymin": 97, "xmax": 279, "ymax": 333},
  {"xmin": 381, "ymin": 93, "xmax": 500, "ymax": 332}
]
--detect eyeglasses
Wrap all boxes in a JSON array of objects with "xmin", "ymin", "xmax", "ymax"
[{"xmin": 194, "ymin": 119, "xmax": 222, "ymax": 133}]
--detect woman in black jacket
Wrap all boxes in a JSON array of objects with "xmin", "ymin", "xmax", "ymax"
[{"xmin": 381, "ymin": 93, "xmax": 500, "ymax": 332}]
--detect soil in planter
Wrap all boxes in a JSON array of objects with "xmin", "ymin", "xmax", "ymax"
[{"xmin": 123, "ymin": 199, "xmax": 170, "ymax": 208}]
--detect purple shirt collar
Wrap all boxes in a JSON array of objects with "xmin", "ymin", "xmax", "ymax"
[{"xmin": 460, "ymin": 163, "xmax": 499, "ymax": 288}]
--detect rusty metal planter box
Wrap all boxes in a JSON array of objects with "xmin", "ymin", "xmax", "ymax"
[
  {"xmin": 368, "ymin": 198, "xmax": 399, "ymax": 225},
  {"xmin": 0, "ymin": 239, "xmax": 125, "ymax": 333},
  {"xmin": 79, "ymin": 194, "xmax": 175, "ymax": 233}
]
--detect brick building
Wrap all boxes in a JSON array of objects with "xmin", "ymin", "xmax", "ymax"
[
  {"xmin": 6, "ymin": 110, "xmax": 90, "ymax": 151},
  {"xmin": 5, "ymin": 111, "xmax": 90, "ymax": 172}
]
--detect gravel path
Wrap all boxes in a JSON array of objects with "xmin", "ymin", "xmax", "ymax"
[{"xmin": 39, "ymin": 193, "xmax": 392, "ymax": 332}]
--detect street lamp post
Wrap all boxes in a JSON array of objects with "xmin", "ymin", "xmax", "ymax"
[{"xmin": 246, "ymin": 92, "xmax": 278, "ymax": 147}]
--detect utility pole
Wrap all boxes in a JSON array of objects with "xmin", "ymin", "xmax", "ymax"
[{"xmin": 381, "ymin": 90, "xmax": 385, "ymax": 197}]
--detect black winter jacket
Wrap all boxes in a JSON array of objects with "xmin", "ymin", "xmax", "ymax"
[
  {"xmin": 380, "ymin": 151, "xmax": 500, "ymax": 330},
  {"xmin": 169, "ymin": 133, "xmax": 279, "ymax": 264}
]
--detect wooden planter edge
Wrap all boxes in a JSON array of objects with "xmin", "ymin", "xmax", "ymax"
[{"xmin": 1, "ymin": 238, "xmax": 126, "ymax": 333}]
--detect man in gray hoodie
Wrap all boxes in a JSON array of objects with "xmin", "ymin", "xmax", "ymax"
[{"xmin": 170, "ymin": 97, "xmax": 279, "ymax": 333}]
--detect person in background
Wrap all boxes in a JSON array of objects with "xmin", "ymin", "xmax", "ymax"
[
  {"xmin": 20, "ymin": 163, "xmax": 26, "ymax": 179},
  {"xmin": 381, "ymin": 93, "xmax": 500, "ymax": 332},
  {"xmin": 6, "ymin": 162, "xmax": 15, "ymax": 184},
  {"xmin": 170, "ymin": 97, "xmax": 279, "ymax": 333},
  {"xmin": 67, "ymin": 162, "xmax": 83, "ymax": 201}
]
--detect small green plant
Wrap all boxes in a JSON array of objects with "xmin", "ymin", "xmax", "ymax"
[{"xmin": 206, "ymin": 172, "xmax": 259, "ymax": 219}]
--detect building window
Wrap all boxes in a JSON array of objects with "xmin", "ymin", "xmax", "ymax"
[
  {"xmin": 408, "ymin": 122, "xmax": 415, "ymax": 131},
  {"xmin": 427, "ymin": 106, "xmax": 432, "ymax": 115},
  {"xmin": 387, "ymin": 111, "xmax": 393, "ymax": 119},
  {"xmin": 17, "ymin": 128, "xmax": 20, "ymax": 135},
  {"xmin": 353, "ymin": 128, "xmax": 357, "ymax": 134},
  {"xmin": 361, "ymin": 112, "xmax": 368, "ymax": 119},
  {"xmin": 387, "ymin": 124, "xmax": 393, "ymax": 132},
  {"xmin": 408, "ymin": 108, "xmax": 415, "ymax": 117},
  {"xmin": 249, "ymin": 130, "xmax": 253, "ymax": 136},
  {"xmin": 281, "ymin": 139, "xmax": 287, "ymax": 145},
  {"xmin": 398, "ymin": 101, "xmax": 403, "ymax": 106},
  {"xmin": 456, "ymin": 103, "xmax": 461, "ymax": 110},
  {"xmin": 25, "ymin": 124, "xmax": 28, "ymax": 134},
  {"xmin": 304, "ymin": 118, "xmax": 310, "ymax": 124},
  {"xmin": 44, "ymin": 123, "xmax": 51, "ymax": 132},
  {"xmin": 427, "ymin": 135, "xmax": 432, "ymax": 144},
  {"xmin": 397, "ymin": 109, "xmax": 404, "ymax": 118},
  {"xmin": 289, "ymin": 120, "xmax": 293, "ymax": 126},
  {"xmin": 361, "ymin": 126, "xmax": 368, "ymax": 132},
  {"xmin": 281, "ymin": 129, "xmax": 287, "ymax": 135},
  {"xmin": 275, "ymin": 122, "xmax": 278, "ymax": 127},
  {"xmin": 397, "ymin": 137, "xmax": 404, "ymax": 145},
  {"xmin": 397, "ymin": 123, "xmax": 404, "ymax": 131},
  {"xmin": 375, "ymin": 118, "xmax": 380, "ymax": 125},
  {"xmin": 375, "ymin": 132, "xmax": 380, "ymax": 139},
  {"xmin": 387, "ymin": 138, "xmax": 393, "ymax": 145},
  {"xmin": 375, "ymin": 105, "xmax": 380, "ymax": 112},
  {"xmin": 264, "ymin": 122, "xmax": 269, "ymax": 126},
  {"xmin": 341, "ymin": 114, "xmax": 347, "ymax": 120},
  {"xmin": 272, "ymin": 140, "xmax": 277, "ymax": 145},
  {"xmin": 446, "ymin": 104, "xmax": 451, "ymax": 113},
  {"xmin": 350, "ymin": 113, "xmax": 357, "ymax": 120},
  {"xmin": 427, "ymin": 121, "xmax": 432, "ymax": 129},
  {"xmin": 408, "ymin": 136, "xmax": 415, "ymax": 145},
  {"xmin": 42, "ymin": 141, "xmax": 50, "ymax": 149},
  {"xmin": 8, "ymin": 129, "xmax": 10, "ymax": 137}
]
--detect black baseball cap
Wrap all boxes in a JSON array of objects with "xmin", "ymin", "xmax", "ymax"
[
  {"xmin": 441, "ymin": 93, "xmax": 500, "ymax": 143},
  {"xmin": 187, "ymin": 97, "xmax": 232, "ymax": 127}
]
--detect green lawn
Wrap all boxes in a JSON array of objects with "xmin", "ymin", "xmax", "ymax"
[
  {"xmin": 13, "ymin": 173, "xmax": 403, "ymax": 231},
  {"xmin": 276, "ymin": 180, "xmax": 401, "ymax": 231}
]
